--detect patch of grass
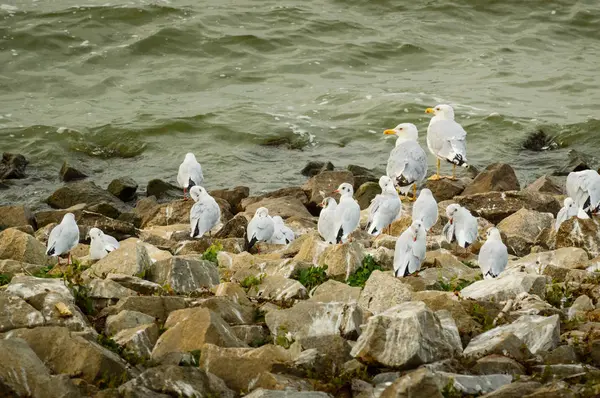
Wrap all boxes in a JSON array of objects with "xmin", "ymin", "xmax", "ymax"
[
  {"xmin": 437, "ymin": 274, "xmax": 481, "ymax": 292},
  {"xmin": 442, "ymin": 378, "xmax": 462, "ymax": 398},
  {"xmin": 295, "ymin": 265, "xmax": 328, "ymax": 291},
  {"xmin": 546, "ymin": 283, "xmax": 574, "ymax": 309},
  {"xmin": 469, "ymin": 302, "xmax": 495, "ymax": 332},
  {"xmin": 33, "ymin": 264, "xmax": 62, "ymax": 278},
  {"xmin": 96, "ymin": 370, "xmax": 128, "ymax": 390},
  {"xmin": 461, "ymin": 260, "xmax": 478, "ymax": 269},
  {"xmin": 202, "ymin": 242, "xmax": 223, "ymax": 263},
  {"xmin": 240, "ymin": 274, "xmax": 264, "ymax": 290},
  {"xmin": 0, "ymin": 274, "xmax": 11, "ymax": 286},
  {"xmin": 188, "ymin": 349, "xmax": 201, "ymax": 366},
  {"xmin": 347, "ymin": 255, "xmax": 382, "ymax": 288},
  {"xmin": 96, "ymin": 334, "xmax": 145, "ymax": 367}
]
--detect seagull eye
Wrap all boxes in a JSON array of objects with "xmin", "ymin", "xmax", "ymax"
[
  {"xmin": 399, "ymin": 127, "xmax": 403, "ymax": 131},
  {"xmin": 436, "ymin": 108, "xmax": 440, "ymax": 111}
]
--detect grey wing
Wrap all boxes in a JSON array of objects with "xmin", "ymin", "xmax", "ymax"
[
  {"xmin": 53, "ymin": 224, "xmax": 79, "ymax": 255},
  {"xmin": 479, "ymin": 241, "xmax": 507, "ymax": 278},
  {"xmin": 177, "ymin": 163, "xmax": 188, "ymax": 188},
  {"xmin": 103, "ymin": 234, "xmax": 120, "ymax": 252},
  {"xmin": 367, "ymin": 194, "xmax": 384, "ymax": 227},
  {"xmin": 442, "ymin": 221, "xmax": 455, "ymax": 243},
  {"xmin": 282, "ymin": 226, "xmax": 295, "ymax": 243},
  {"xmin": 47, "ymin": 224, "xmax": 63, "ymax": 254},
  {"xmin": 189, "ymin": 162, "xmax": 204, "ymax": 186},
  {"xmin": 567, "ymin": 171, "xmax": 593, "ymax": 208},
  {"xmin": 429, "ymin": 120, "xmax": 467, "ymax": 161},
  {"xmin": 393, "ymin": 233, "xmax": 412, "ymax": 277},
  {"xmin": 387, "ymin": 143, "xmax": 427, "ymax": 184},
  {"xmin": 457, "ymin": 216, "xmax": 478, "ymax": 247},
  {"xmin": 555, "ymin": 207, "xmax": 568, "ymax": 231},
  {"xmin": 409, "ymin": 236, "xmax": 426, "ymax": 273},
  {"xmin": 255, "ymin": 217, "xmax": 275, "ymax": 241}
]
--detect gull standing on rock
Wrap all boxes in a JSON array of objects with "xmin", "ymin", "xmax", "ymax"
[
  {"xmin": 333, "ymin": 183, "xmax": 360, "ymax": 244},
  {"xmin": 443, "ymin": 204, "xmax": 478, "ymax": 249},
  {"xmin": 268, "ymin": 216, "xmax": 295, "ymax": 244},
  {"xmin": 478, "ymin": 227, "xmax": 508, "ymax": 279},
  {"xmin": 247, "ymin": 207, "xmax": 274, "ymax": 250},
  {"xmin": 412, "ymin": 188, "xmax": 438, "ymax": 231},
  {"xmin": 566, "ymin": 170, "xmax": 600, "ymax": 216},
  {"xmin": 89, "ymin": 227, "xmax": 120, "ymax": 260},
  {"xmin": 189, "ymin": 186, "xmax": 221, "ymax": 238},
  {"xmin": 366, "ymin": 176, "xmax": 402, "ymax": 236},
  {"xmin": 555, "ymin": 197, "xmax": 589, "ymax": 231},
  {"xmin": 425, "ymin": 104, "xmax": 469, "ymax": 180},
  {"xmin": 393, "ymin": 220, "xmax": 427, "ymax": 277},
  {"xmin": 383, "ymin": 123, "xmax": 428, "ymax": 200},
  {"xmin": 177, "ymin": 152, "xmax": 204, "ymax": 199},
  {"xmin": 318, "ymin": 197, "xmax": 338, "ymax": 244},
  {"xmin": 46, "ymin": 213, "xmax": 79, "ymax": 265}
]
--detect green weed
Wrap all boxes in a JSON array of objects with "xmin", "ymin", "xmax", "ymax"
[
  {"xmin": 240, "ymin": 274, "xmax": 264, "ymax": 290},
  {"xmin": 469, "ymin": 302, "xmax": 495, "ymax": 332},
  {"xmin": 96, "ymin": 334, "xmax": 145, "ymax": 366},
  {"xmin": 0, "ymin": 274, "xmax": 11, "ymax": 285},
  {"xmin": 295, "ymin": 265, "xmax": 328, "ymax": 290},
  {"xmin": 202, "ymin": 242, "xmax": 223, "ymax": 263},
  {"xmin": 347, "ymin": 255, "xmax": 382, "ymax": 288},
  {"xmin": 437, "ymin": 274, "xmax": 480, "ymax": 292}
]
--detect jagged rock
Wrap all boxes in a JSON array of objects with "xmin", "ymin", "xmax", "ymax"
[
  {"xmin": 6, "ymin": 326, "xmax": 130, "ymax": 384},
  {"xmin": 358, "ymin": 270, "xmax": 413, "ymax": 314},
  {"xmin": 0, "ymin": 152, "xmax": 28, "ymax": 179},
  {"xmin": 265, "ymin": 301, "xmax": 363, "ymax": 341},
  {"xmin": 214, "ymin": 282, "xmax": 252, "ymax": 306},
  {"xmin": 531, "ymin": 363, "xmax": 600, "ymax": 380},
  {"xmin": 404, "ymin": 250, "xmax": 480, "ymax": 292},
  {"xmin": 231, "ymin": 325, "xmax": 269, "ymax": 346},
  {"xmin": 497, "ymin": 209, "xmax": 553, "ymax": 256},
  {"xmin": 241, "ymin": 187, "xmax": 309, "ymax": 209},
  {"xmin": 510, "ymin": 292, "xmax": 562, "ymax": 317},
  {"xmin": 106, "ymin": 310, "xmax": 156, "ymax": 336},
  {"xmin": 106, "ymin": 274, "xmax": 163, "ymax": 295},
  {"xmin": 355, "ymin": 182, "xmax": 381, "ymax": 210},
  {"xmin": 86, "ymin": 239, "xmax": 170, "ymax": 277},
  {"xmin": 244, "ymin": 195, "xmax": 312, "ymax": 219},
  {"xmin": 508, "ymin": 248, "xmax": 589, "ymax": 274},
  {"xmin": 111, "ymin": 296, "xmax": 186, "ymax": 322},
  {"xmin": 247, "ymin": 275, "xmax": 308, "ymax": 302},
  {"xmin": 86, "ymin": 202, "xmax": 122, "ymax": 219},
  {"xmin": 251, "ymin": 372, "xmax": 315, "ymax": 393},
  {"xmin": 210, "ymin": 186, "xmax": 250, "ymax": 212},
  {"xmin": 525, "ymin": 175, "xmax": 564, "ymax": 195},
  {"xmin": 413, "ymin": 291, "xmax": 481, "ymax": 339},
  {"xmin": 195, "ymin": 296, "xmax": 255, "ymax": 325},
  {"xmin": 302, "ymin": 170, "xmax": 354, "ymax": 208},
  {"xmin": 0, "ymin": 259, "xmax": 45, "ymax": 277},
  {"xmin": 318, "ymin": 241, "xmax": 365, "ymax": 280},
  {"xmin": 348, "ymin": 164, "xmax": 380, "ymax": 188},
  {"xmin": 478, "ymin": 381, "xmax": 542, "ymax": 398},
  {"xmin": 460, "ymin": 272, "xmax": 546, "ymax": 301},
  {"xmin": 462, "ymin": 163, "xmax": 520, "ymax": 196},
  {"xmin": 471, "ymin": 355, "xmax": 526, "ymax": 376},
  {"xmin": 567, "ymin": 294, "xmax": 594, "ymax": 320},
  {"xmin": 175, "ymin": 237, "xmax": 245, "ymax": 256},
  {"xmin": 59, "ymin": 160, "xmax": 88, "ymax": 182},
  {"xmin": 425, "ymin": 178, "xmax": 467, "ymax": 202},
  {"xmin": 0, "ymin": 228, "xmax": 47, "ymax": 264},
  {"xmin": 300, "ymin": 161, "xmax": 334, "ymax": 177},
  {"xmin": 292, "ymin": 232, "xmax": 329, "ymax": 264},
  {"xmin": 46, "ymin": 181, "xmax": 128, "ymax": 211},
  {"xmin": 108, "ymin": 177, "xmax": 138, "ymax": 202},
  {"xmin": 295, "ymin": 335, "xmax": 353, "ymax": 378},
  {"xmin": 148, "ymin": 256, "xmax": 219, "ymax": 294},
  {"xmin": 88, "ymin": 279, "xmax": 136, "ymax": 301},
  {"xmin": 380, "ymin": 367, "xmax": 443, "ymax": 398},
  {"xmin": 146, "ymin": 179, "xmax": 181, "ymax": 201},
  {"xmin": 432, "ymin": 372, "xmax": 513, "ymax": 395},
  {"xmin": 546, "ymin": 217, "xmax": 600, "ymax": 258},
  {"xmin": 151, "ymin": 307, "xmax": 247, "ymax": 363},
  {"xmin": 246, "ymin": 390, "xmax": 331, "ymax": 398},
  {"xmin": 540, "ymin": 345, "xmax": 579, "ymax": 365},
  {"xmin": 0, "ymin": 293, "xmax": 45, "ymax": 332},
  {"xmin": 524, "ymin": 381, "xmax": 580, "ymax": 397},
  {"xmin": 309, "ymin": 280, "xmax": 361, "ymax": 304},
  {"xmin": 199, "ymin": 343, "xmax": 292, "ymax": 392},
  {"xmin": 215, "ymin": 213, "xmax": 248, "ymax": 238},
  {"xmin": 119, "ymin": 365, "xmax": 235, "ymax": 398},
  {"xmin": 351, "ymin": 301, "xmax": 461, "ymax": 368},
  {"xmin": 113, "ymin": 323, "xmax": 159, "ymax": 359},
  {"xmin": 0, "ymin": 205, "xmax": 35, "ymax": 229}
]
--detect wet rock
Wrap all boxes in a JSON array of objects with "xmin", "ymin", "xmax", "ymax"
[
  {"xmin": 59, "ymin": 160, "xmax": 88, "ymax": 182},
  {"xmin": 460, "ymin": 272, "xmax": 546, "ymax": 301},
  {"xmin": 433, "ymin": 372, "xmax": 512, "ymax": 395},
  {"xmin": 108, "ymin": 177, "xmax": 138, "ymax": 202},
  {"xmin": 119, "ymin": 365, "xmax": 235, "ymax": 398},
  {"xmin": 195, "ymin": 296, "xmax": 255, "ymax": 325},
  {"xmin": 347, "ymin": 164, "xmax": 380, "ymax": 188},
  {"xmin": 215, "ymin": 213, "xmax": 248, "ymax": 239},
  {"xmin": 247, "ymin": 275, "xmax": 308, "ymax": 302},
  {"xmin": 113, "ymin": 323, "xmax": 159, "ymax": 359},
  {"xmin": 355, "ymin": 181, "xmax": 381, "ymax": 210},
  {"xmin": 425, "ymin": 178, "xmax": 467, "ymax": 202},
  {"xmin": 111, "ymin": 296, "xmax": 185, "ymax": 323},
  {"xmin": 351, "ymin": 301, "xmax": 461, "ymax": 368},
  {"xmin": 106, "ymin": 273, "xmax": 163, "ymax": 295},
  {"xmin": 151, "ymin": 307, "xmax": 246, "ymax": 363},
  {"xmin": 478, "ymin": 381, "xmax": 542, "ymax": 398},
  {"xmin": 300, "ymin": 160, "xmax": 334, "ymax": 177},
  {"xmin": 358, "ymin": 270, "xmax": 413, "ymax": 314},
  {"xmin": 380, "ymin": 367, "xmax": 443, "ymax": 398},
  {"xmin": 46, "ymin": 181, "xmax": 128, "ymax": 211},
  {"xmin": 0, "ymin": 259, "xmax": 45, "ymax": 277},
  {"xmin": 0, "ymin": 205, "xmax": 35, "ymax": 229},
  {"xmin": 106, "ymin": 310, "xmax": 156, "ymax": 336},
  {"xmin": 146, "ymin": 179, "xmax": 181, "ymax": 201},
  {"xmin": 308, "ymin": 280, "xmax": 361, "ymax": 304},
  {"xmin": 525, "ymin": 175, "xmax": 564, "ymax": 195},
  {"xmin": 472, "ymin": 355, "xmax": 526, "ymax": 376},
  {"xmin": 497, "ymin": 209, "xmax": 553, "ymax": 256},
  {"xmin": 318, "ymin": 241, "xmax": 365, "ymax": 280},
  {"xmin": 413, "ymin": 291, "xmax": 481, "ymax": 339},
  {"xmin": 554, "ymin": 149, "xmax": 596, "ymax": 175},
  {"xmin": 0, "ymin": 152, "xmax": 28, "ymax": 179},
  {"xmin": 87, "ymin": 239, "xmax": 170, "ymax": 277},
  {"xmin": 0, "ymin": 293, "xmax": 45, "ymax": 332},
  {"xmin": 546, "ymin": 217, "xmax": 600, "ymax": 258},
  {"xmin": 148, "ymin": 256, "xmax": 219, "ymax": 294},
  {"xmin": 244, "ymin": 195, "xmax": 312, "ymax": 220},
  {"xmin": 210, "ymin": 186, "xmax": 250, "ymax": 212},
  {"xmin": 302, "ymin": 170, "xmax": 354, "ymax": 208},
  {"xmin": 0, "ymin": 227, "xmax": 47, "ymax": 264},
  {"xmin": 462, "ymin": 163, "xmax": 520, "ymax": 196}
]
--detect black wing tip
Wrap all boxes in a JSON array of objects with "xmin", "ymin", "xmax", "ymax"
[
  {"xmin": 247, "ymin": 236, "xmax": 258, "ymax": 250},
  {"xmin": 335, "ymin": 228, "xmax": 344, "ymax": 244},
  {"xmin": 188, "ymin": 178, "xmax": 197, "ymax": 188},
  {"xmin": 448, "ymin": 153, "xmax": 467, "ymax": 167},
  {"xmin": 46, "ymin": 247, "xmax": 55, "ymax": 256},
  {"xmin": 396, "ymin": 175, "xmax": 413, "ymax": 187}
]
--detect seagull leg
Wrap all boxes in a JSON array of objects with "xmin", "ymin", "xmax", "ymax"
[
  {"xmin": 410, "ymin": 184, "xmax": 417, "ymax": 202},
  {"xmin": 67, "ymin": 253, "xmax": 71, "ymax": 266},
  {"xmin": 428, "ymin": 159, "xmax": 441, "ymax": 181},
  {"xmin": 183, "ymin": 188, "xmax": 188, "ymax": 200},
  {"xmin": 443, "ymin": 164, "xmax": 458, "ymax": 181}
]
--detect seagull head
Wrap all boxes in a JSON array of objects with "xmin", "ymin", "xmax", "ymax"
[
  {"xmin": 383, "ymin": 123, "xmax": 418, "ymax": 143},
  {"xmin": 89, "ymin": 227, "xmax": 102, "ymax": 240},
  {"xmin": 272, "ymin": 215, "xmax": 284, "ymax": 225},
  {"xmin": 419, "ymin": 188, "xmax": 433, "ymax": 198},
  {"xmin": 184, "ymin": 152, "xmax": 197, "ymax": 162},
  {"xmin": 425, "ymin": 104, "xmax": 455, "ymax": 120},
  {"xmin": 333, "ymin": 183, "xmax": 354, "ymax": 197},
  {"xmin": 189, "ymin": 185, "xmax": 207, "ymax": 202},
  {"xmin": 445, "ymin": 204, "xmax": 461, "ymax": 223},
  {"xmin": 255, "ymin": 207, "xmax": 269, "ymax": 218},
  {"xmin": 564, "ymin": 197, "xmax": 574, "ymax": 209},
  {"xmin": 486, "ymin": 227, "xmax": 502, "ymax": 241},
  {"xmin": 378, "ymin": 175, "xmax": 395, "ymax": 192},
  {"xmin": 62, "ymin": 213, "xmax": 76, "ymax": 223},
  {"xmin": 410, "ymin": 220, "xmax": 426, "ymax": 241},
  {"xmin": 319, "ymin": 197, "xmax": 336, "ymax": 208}
]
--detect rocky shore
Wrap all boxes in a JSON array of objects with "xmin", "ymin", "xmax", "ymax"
[{"xmin": 1, "ymin": 154, "xmax": 600, "ymax": 398}]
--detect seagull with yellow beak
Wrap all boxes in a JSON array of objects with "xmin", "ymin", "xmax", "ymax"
[{"xmin": 425, "ymin": 104, "xmax": 469, "ymax": 180}]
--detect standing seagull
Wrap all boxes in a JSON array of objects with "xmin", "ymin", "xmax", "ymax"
[
  {"xmin": 177, "ymin": 152, "xmax": 204, "ymax": 199},
  {"xmin": 189, "ymin": 186, "xmax": 221, "ymax": 238},
  {"xmin": 247, "ymin": 207, "xmax": 275, "ymax": 250},
  {"xmin": 443, "ymin": 204, "xmax": 478, "ymax": 249},
  {"xmin": 555, "ymin": 197, "xmax": 589, "ymax": 231},
  {"xmin": 268, "ymin": 216, "xmax": 295, "ymax": 244},
  {"xmin": 89, "ymin": 228, "xmax": 120, "ymax": 260},
  {"xmin": 478, "ymin": 228, "xmax": 508, "ymax": 279},
  {"xmin": 46, "ymin": 213, "xmax": 79, "ymax": 265},
  {"xmin": 333, "ymin": 183, "xmax": 360, "ymax": 244},
  {"xmin": 383, "ymin": 123, "xmax": 428, "ymax": 200},
  {"xmin": 366, "ymin": 176, "xmax": 402, "ymax": 236},
  {"xmin": 412, "ymin": 188, "xmax": 438, "ymax": 231},
  {"xmin": 318, "ymin": 197, "xmax": 338, "ymax": 244},
  {"xmin": 566, "ymin": 170, "xmax": 600, "ymax": 216},
  {"xmin": 425, "ymin": 104, "xmax": 469, "ymax": 180},
  {"xmin": 393, "ymin": 220, "xmax": 427, "ymax": 277}
]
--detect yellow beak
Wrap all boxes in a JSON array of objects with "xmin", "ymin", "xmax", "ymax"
[
  {"xmin": 425, "ymin": 108, "xmax": 434, "ymax": 114},
  {"xmin": 383, "ymin": 129, "xmax": 396, "ymax": 135}
]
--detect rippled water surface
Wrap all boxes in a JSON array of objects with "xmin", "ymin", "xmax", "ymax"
[{"xmin": 1, "ymin": 0, "xmax": 600, "ymax": 207}]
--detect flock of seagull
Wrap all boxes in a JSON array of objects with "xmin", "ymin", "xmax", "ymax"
[{"xmin": 44, "ymin": 104, "xmax": 600, "ymax": 283}]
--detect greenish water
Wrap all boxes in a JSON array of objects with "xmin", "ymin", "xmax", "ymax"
[{"xmin": 1, "ymin": 0, "xmax": 599, "ymax": 208}]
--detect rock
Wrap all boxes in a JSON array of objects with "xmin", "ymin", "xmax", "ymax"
[
  {"xmin": 106, "ymin": 274, "xmax": 163, "ymax": 295},
  {"xmin": 425, "ymin": 178, "xmax": 467, "ymax": 202},
  {"xmin": 547, "ymin": 217, "xmax": 600, "ymax": 258},
  {"xmin": 540, "ymin": 345, "xmax": 579, "ymax": 365},
  {"xmin": 358, "ymin": 270, "xmax": 413, "ymax": 314},
  {"xmin": 76, "ymin": 210, "xmax": 137, "ymax": 240},
  {"xmin": 88, "ymin": 279, "xmax": 136, "ymax": 301},
  {"xmin": 461, "ymin": 273, "xmax": 546, "ymax": 301},
  {"xmin": 244, "ymin": 196, "xmax": 312, "ymax": 220},
  {"xmin": 148, "ymin": 256, "xmax": 219, "ymax": 294},
  {"xmin": 0, "ymin": 228, "xmax": 47, "ymax": 264},
  {"xmin": 525, "ymin": 175, "xmax": 564, "ymax": 195},
  {"xmin": 113, "ymin": 323, "xmax": 159, "ymax": 359},
  {"xmin": 478, "ymin": 381, "xmax": 542, "ymax": 398},
  {"xmin": 347, "ymin": 164, "xmax": 380, "ymax": 188},
  {"xmin": 87, "ymin": 239, "xmax": 170, "ymax": 277},
  {"xmin": 246, "ymin": 390, "xmax": 331, "ymax": 398},
  {"xmin": 215, "ymin": 213, "xmax": 248, "ymax": 238},
  {"xmin": 106, "ymin": 310, "xmax": 156, "ymax": 336},
  {"xmin": 497, "ymin": 209, "xmax": 554, "ymax": 256},
  {"xmin": 210, "ymin": 186, "xmax": 250, "ymax": 212},
  {"xmin": 318, "ymin": 241, "xmax": 365, "ymax": 280},
  {"xmin": 86, "ymin": 202, "xmax": 123, "ymax": 219},
  {"xmin": 138, "ymin": 199, "xmax": 192, "ymax": 228},
  {"xmin": 59, "ymin": 160, "xmax": 87, "ymax": 182},
  {"xmin": 247, "ymin": 275, "xmax": 308, "ymax": 302},
  {"xmin": 174, "ymin": 237, "xmax": 245, "ymax": 256},
  {"xmin": 0, "ymin": 293, "xmax": 45, "ymax": 332},
  {"xmin": 413, "ymin": 291, "xmax": 481, "ymax": 339},
  {"xmin": 231, "ymin": 325, "xmax": 269, "ymax": 346},
  {"xmin": 554, "ymin": 149, "xmax": 596, "ymax": 175},
  {"xmin": 380, "ymin": 368, "xmax": 443, "ymax": 398},
  {"xmin": 265, "ymin": 301, "xmax": 363, "ymax": 341},
  {"xmin": 0, "ymin": 152, "xmax": 28, "ymax": 179},
  {"xmin": 404, "ymin": 250, "xmax": 480, "ymax": 292},
  {"xmin": 300, "ymin": 161, "xmax": 334, "ymax": 177},
  {"xmin": 472, "ymin": 355, "xmax": 526, "ymax": 376},
  {"xmin": 119, "ymin": 365, "xmax": 235, "ymax": 398},
  {"xmin": 433, "ymin": 372, "xmax": 513, "ymax": 395},
  {"xmin": 214, "ymin": 282, "xmax": 252, "ymax": 306},
  {"xmin": 568, "ymin": 294, "xmax": 595, "ymax": 320},
  {"xmin": 6, "ymin": 326, "xmax": 130, "ymax": 384},
  {"xmin": 241, "ymin": 187, "xmax": 309, "ymax": 209},
  {"xmin": 46, "ymin": 181, "xmax": 127, "ymax": 211},
  {"xmin": 292, "ymin": 232, "xmax": 329, "ymax": 264},
  {"xmin": 351, "ymin": 301, "xmax": 461, "ymax": 368},
  {"xmin": 0, "ymin": 205, "xmax": 35, "ymax": 229},
  {"xmin": 508, "ymin": 248, "xmax": 589, "ymax": 274},
  {"xmin": 309, "ymin": 280, "xmax": 361, "ymax": 304},
  {"xmin": 355, "ymin": 182, "xmax": 381, "ymax": 210},
  {"xmin": 195, "ymin": 296, "xmax": 255, "ymax": 325},
  {"xmin": 462, "ymin": 163, "xmax": 520, "ymax": 196},
  {"xmin": 0, "ymin": 259, "xmax": 45, "ymax": 278},
  {"xmin": 199, "ymin": 343, "xmax": 292, "ymax": 392},
  {"xmin": 250, "ymin": 372, "xmax": 316, "ymax": 393},
  {"xmin": 146, "ymin": 179, "xmax": 181, "ymax": 201},
  {"xmin": 151, "ymin": 307, "xmax": 247, "ymax": 363},
  {"xmin": 463, "ymin": 331, "xmax": 531, "ymax": 362},
  {"xmin": 295, "ymin": 335, "xmax": 353, "ymax": 377},
  {"xmin": 453, "ymin": 190, "xmax": 561, "ymax": 224},
  {"xmin": 112, "ymin": 296, "xmax": 186, "ymax": 322},
  {"xmin": 108, "ymin": 177, "xmax": 138, "ymax": 202},
  {"xmin": 302, "ymin": 170, "xmax": 354, "ymax": 208}
]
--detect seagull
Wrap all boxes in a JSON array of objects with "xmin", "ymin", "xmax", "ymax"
[
  {"xmin": 383, "ymin": 123, "xmax": 428, "ymax": 200},
  {"xmin": 425, "ymin": 104, "xmax": 469, "ymax": 180},
  {"xmin": 333, "ymin": 183, "xmax": 360, "ymax": 244},
  {"xmin": 443, "ymin": 204, "xmax": 478, "ymax": 249},
  {"xmin": 366, "ymin": 176, "xmax": 402, "ymax": 236},
  {"xmin": 46, "ymin": 213, "xmax": 79, "ymax": 265},
  {"xmin": 393, "ymin": 220, "xmax": 427, "ymax": 277},
  {"xmin": 566, "ymin": 170, "xmax": 600, "ymax": 216},
  {"xmin": 89, "ymin": 228, "xmax": 120, "ymax": 260},
  {"xmin": 478, "ymin": 227, "xmax": 508, "ymax": 279},
  {"xmin": 412, "ymin": 188, "xmax": 438, "ymax": 231},
  {"xmin": 555, "ymin": 197, "xmax": 589, "ymax": 231},
  {"xmin": 268, "ymin": 216, "xmax": 295, "ymax": 244},
  {"xmin": 177, "ymin": 152, "xmax": 204, "ymax": 200},
  {"xmin": 189, "ymin": 186, "xmax": 221, "ymax": 238},
  {"xmin": 247, "ymin": 207, "xmax": 275, "ymax": 251},
  {"xmin": 318, "ymin": 197, "xmax": 338, "ymax": 244}
]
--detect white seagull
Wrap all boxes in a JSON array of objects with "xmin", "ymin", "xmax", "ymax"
[
  {"xmin": 46, "ymin": 213, "xmax": 80, "ymax": 265},
  {"xmin": 412, "ymin": 188, "xmax": 438, "ymax": 231},
  {"xmin": 333, "ymin": 183, "xmax": 360, "ymax": 244},
  {"xmin": 478, "ymin": 227, "xmax": 508, "ymax": 279},
  {"xmin": 177, "ymin": 152, "xmax": 204, "ymax": 199},
  {"xmin": 268, "ymin": 216, "xmax": 295, "ymax": 245},
  {"xmin": 425, "ymin": 104, "xmax": 469, "ymax": 180},
  {"xmin": 383, "ymin": 123, "xmax": 428, "ymax": 199},
  {"xmin": 366, "ymin": 176, "xmax": 402, "ymax": 236},
  {"xmin": 318, "ymin": 197, "xmax": 338, "ymax": 244},
  {"xmin": 89, "ymin": 228, "xmax": 120, "ymax": 260},
  {"xmin": 393, "ymin": 220, "xmax": 427, "ymax": 277},
  {"xmin": 566, "ymin": 170, "xmax": 600, "ymax": 216},
  {"xmin": 189, "ymin": 186, "xmax": 221, "ymax": 238},
  {"xmin": 443, "ymin": 204, "xmax": 478, "ymax": 248},
  {"xmin": 555, "ymin": 197, "xmax": 589, "ymax": 231},
  {"xmin": 247, "ymin": 207, "xmax": 275, "ymax": 250}
]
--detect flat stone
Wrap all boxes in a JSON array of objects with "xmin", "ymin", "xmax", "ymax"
[
  {"xmin": 309, "ymin": 280, "xmax": 361, "ymax": 304},
  {"xmin": 106, "ymin": 310, "xmax": 156, "ymax": 336},
  {"xmin": 148, "ymin": 256, "xmax": 219, "ymax": 294},
  {"xmin": 0, "ymin": 293, "xmax": 45, "ymax": 333},
  {"xmin": 194, "ymin": 296, "xmax": 255, "ymax": 325},
  {"xmin": 86, "ymin": 238, "xmax": 170, "ymax": 277},
  {"xmin": 88, "ymin": 279, "xmax": 136, "ymax": 300},
  {"xmin": 0, "ymin": 228, "xmax": 47, "ymax": 265},
  {"xmin": 508, "ymin": 248, "xmax": 589, "ymax": 274},
  {"xmin": 477, "ymin": 381, "xmax": 542, "ymax": 398},
  {"xmin": 112, "ymin": 296, "xmax": 186, "ymax": 322},
  {"xmin": 106, "ymin": 273, "xmax": 163, "ymax": 295},
  {"xmin": 432, "ymin": 372, "xmax": 513, "ymax": 395},
  {"xmin": 460, "ymin": 272, "xmax": 546, "ymax": 301},
  {"xmin": 247, "ymin": 275, "xmax": 308, "ymax": 302}
]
